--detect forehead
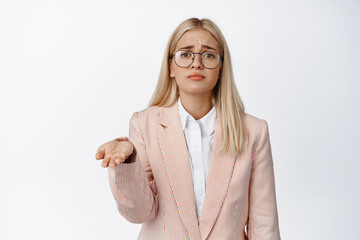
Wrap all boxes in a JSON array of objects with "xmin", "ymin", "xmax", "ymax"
[{"xmin": 175, "ymin": 29, "xmax": 219, "ymax": 51}]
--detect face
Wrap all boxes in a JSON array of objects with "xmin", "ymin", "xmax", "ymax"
[{"xmin": 170, "ymin": 29, "xmax": 222, "ymax": 98}]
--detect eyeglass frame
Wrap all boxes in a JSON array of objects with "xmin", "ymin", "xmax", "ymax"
[{"xmin": 171, "ymin": 50, "xmax": 223, "ymax": 69}]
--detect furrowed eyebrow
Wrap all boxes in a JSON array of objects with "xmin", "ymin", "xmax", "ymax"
[{"xmin": 177, "ymin": 45, "xmax": 217, "ymax": 51}]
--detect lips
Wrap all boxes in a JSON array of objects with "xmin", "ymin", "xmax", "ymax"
[{"xmin": 187, "ymin": 73, "xmax": 205, "ymax": 80}]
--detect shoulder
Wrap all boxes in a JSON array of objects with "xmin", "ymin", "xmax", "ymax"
[
  {"xmin": 243, "ymin": 112, "xmax": 270, "ymax": 153},
  {"xmin": 243, "ymin": 112, "xmax": 267, "ymax": 132},
  {"xmin": 129, "ymin": 105, "xmax": 162, "ymax": 127}
]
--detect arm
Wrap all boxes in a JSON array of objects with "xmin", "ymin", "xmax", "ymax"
[
  {"xmin": 107, "ymin": 112, "xmax": 158, "ymax": 223},
  {"xmin": 247, "ymin": 120, "xmax": 281, "ymax": 240}
]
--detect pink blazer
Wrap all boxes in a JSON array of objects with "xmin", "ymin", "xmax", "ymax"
[{"xmin": 108, "ymin": 101, "xmax": 281, "ymax": 240}]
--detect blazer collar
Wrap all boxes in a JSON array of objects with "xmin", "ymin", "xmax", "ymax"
[{"xmin": 158, "ymin": 101, "xmax": 236, "ymax": 240}]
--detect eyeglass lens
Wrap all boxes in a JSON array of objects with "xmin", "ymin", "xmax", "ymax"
[{"xmin": 174, "ymin": 50, "xmax": 221, "ymax": 69}]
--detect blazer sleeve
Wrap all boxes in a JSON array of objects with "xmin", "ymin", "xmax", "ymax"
[
  {"xmin": 247, "ymin": 119, "xmax": 281, "ymax": 240},
  {"xmin": 107, "ymin": 111, "xmax": 159, "ymax": 223}
]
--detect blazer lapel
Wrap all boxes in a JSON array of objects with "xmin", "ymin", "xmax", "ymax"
[
  {"xmin": 158, "ymin": 102, "xmax": 201, "ymax": 240},
  {"xmin": 199, "ymin": 113, "xmax": 236, "ymax": 240}
]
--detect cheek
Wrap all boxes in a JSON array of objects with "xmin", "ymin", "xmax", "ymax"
[
  {"xmin": 209, "ymin": 70, "xmax": 220, "ymax": 83},
  {"xmin": 173, "ymin": 68, "xmax": 188, "ymax": 82},
  {"xmin": 207, "ymin": 70, "xmax": 221, "ymax": 90}
]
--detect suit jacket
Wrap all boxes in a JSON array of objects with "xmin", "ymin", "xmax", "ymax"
[{"xmin": 107, "ymin": 101, "xmax": 281, "ymax": 240}]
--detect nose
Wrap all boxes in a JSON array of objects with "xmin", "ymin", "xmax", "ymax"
[{"xmin": 191, "ymin": 53, "xmax": 204, "ymax": 69}]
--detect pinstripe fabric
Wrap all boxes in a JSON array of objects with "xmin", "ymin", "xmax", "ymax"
[{"xmin": 107, "ymin": 101, "xmax": 281, "ymax": 240}]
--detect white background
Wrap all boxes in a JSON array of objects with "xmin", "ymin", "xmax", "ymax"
[{"xmin": 1, "ymin": 0, "xmax": 359, "ymax": 239}]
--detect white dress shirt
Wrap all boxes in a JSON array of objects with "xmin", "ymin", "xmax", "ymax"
[{"xmin": 177, "ymin": 97, "xmax": 216, "ymax": 220}]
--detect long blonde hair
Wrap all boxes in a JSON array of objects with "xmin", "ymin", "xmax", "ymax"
[{"xmin": 149, "ymin": 18, "xmax": 248, "ymax": 157}]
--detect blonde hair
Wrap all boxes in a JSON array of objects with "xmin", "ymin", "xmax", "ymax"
[{"xmin": 149, "ymin": 18, "xmax": 248, "ymax": 157}]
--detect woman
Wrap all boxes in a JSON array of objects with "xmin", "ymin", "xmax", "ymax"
[{"xmin": 95, "ymin": 18, "xmax": 281, "ymax": 240}]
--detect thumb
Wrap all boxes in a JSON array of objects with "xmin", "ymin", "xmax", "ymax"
[{"xmin": 95, "ymin": 145, "xmax": 106, "ymax": 160}]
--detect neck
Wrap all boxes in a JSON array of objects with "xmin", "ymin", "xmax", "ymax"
[{"xmin": 179, "ymin": 92, "xmax": 213, "ymax": 120}]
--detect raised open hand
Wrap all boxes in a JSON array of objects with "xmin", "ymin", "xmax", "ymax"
[{"xmin": 95, "ymin": 137, "xmax": 134, "ymax": 168}]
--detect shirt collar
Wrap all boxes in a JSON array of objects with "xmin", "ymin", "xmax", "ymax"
[{"xmin": 177, "ymin": 97, "xmax": 216, "ymax": 136}]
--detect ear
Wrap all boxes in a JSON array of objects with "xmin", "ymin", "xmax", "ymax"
[{"xmin": 170, "ymin": 61, "xmax": 175, "ymax": 78}]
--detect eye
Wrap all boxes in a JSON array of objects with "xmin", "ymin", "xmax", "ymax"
[
  {"xmin": 203, "ymin": 52, "xmax": 216, "ymax": 58},
  {"xmin": 180, "ymin": 51, "xmax": 192, "ymax": 58}
]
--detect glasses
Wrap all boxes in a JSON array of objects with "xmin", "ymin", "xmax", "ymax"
[{"xmin": 172, "ymin": 50, "xmax": 222, "ymax": 69}]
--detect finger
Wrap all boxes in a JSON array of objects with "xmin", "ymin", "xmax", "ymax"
[
  {"xmin": 114, "ymin": 156, "xmax": 121, "ymax": 164},
  {"xmin": 102, "ymin": 154, "xmax": 111, "ymax": 168},
  {"xmin": 121, "ymin": 152, "xmax": 128, "ymax": 159},
  {"xmin": 96, "ymin": 151, "xmax": 105, "ymax": 160},
  {"xmin": 113, "ymin": 152, "xmax": 125, "ymax": 165},
  {"xmin": 109, "ymin": 157, "xmax": 117, "ymax": 168},
  {"xmin": 119, "ymin": 150, "xmax": 132, "ymax": 163},
  {"xmin": 96, "ymin": 145, "xmax": 106, "ymax": 160}
]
